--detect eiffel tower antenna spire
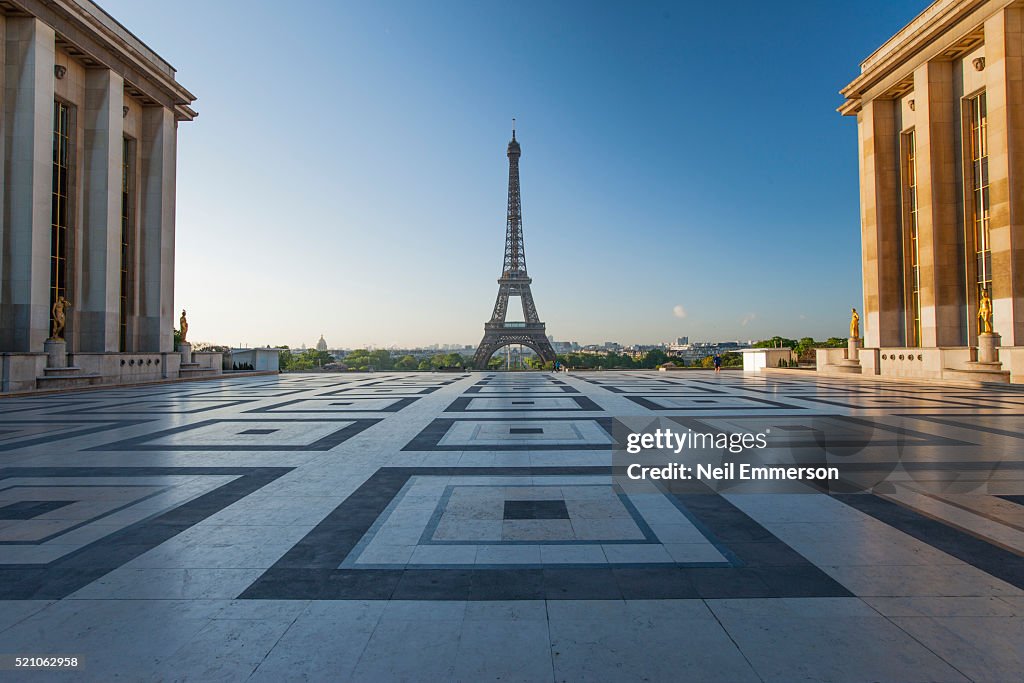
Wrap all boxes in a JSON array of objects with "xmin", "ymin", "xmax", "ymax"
[{"xmin": 473, "ymin": 126, "xmax": 557, "ymax": 370}]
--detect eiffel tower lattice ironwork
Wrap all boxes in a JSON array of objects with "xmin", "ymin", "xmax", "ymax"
[{"xmin": 473, "ymin": 127, "xmax": 557, "ymax": 370}]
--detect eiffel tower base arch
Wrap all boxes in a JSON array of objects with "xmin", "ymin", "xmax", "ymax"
[{"xmin": 473, "ymin": 325, "xmax": 557, "ymax": 370}]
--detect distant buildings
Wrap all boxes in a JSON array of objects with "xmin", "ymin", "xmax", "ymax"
[
  {"xmin": 667, "ymin": 341, "xmax": 750, "ymax": 362},
  {"xmin": 548, "ymin": 337, "xmax": 580, "ymax": 354},
  {"xmin": 322, "ymin": 338, "xmax": 753, "ymax": 363},
  {"xmin": 315, "ymin": 335, "xmax": 328, "ymax": 352}
]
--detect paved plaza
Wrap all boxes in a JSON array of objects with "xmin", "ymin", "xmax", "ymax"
[{"xmin": 0, "ymin": 370, "xmax": 1022, "ymax": 681}]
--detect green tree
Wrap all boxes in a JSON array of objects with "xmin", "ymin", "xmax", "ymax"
[
  {"xmin": 341, "ymin": 349, "xmax": 373, "ymax": 371},
  {"xmin": 611, "ymin": 353, "xmax": 636, "ymax": 369},
  {"xmin": 369, "ymin": 349, "xmax": 394, "ymax": 371},
  {"xmin": 641, "ymin": 349, "xmax": 668, "ymax": 368},
  {"xmin": 395, "ymin": 355, "xmax": 418, "ymax": 371},
  {"xmin": 339, "ymin": 348, "xmax": 391, "ymax": 371},
  {"xmin": 754, "ymin": 336, "xmax": 797, "ymax": 349},
  {"xmin": 443, "ymin": 353, "xmax": 465, "ymax": 369}
]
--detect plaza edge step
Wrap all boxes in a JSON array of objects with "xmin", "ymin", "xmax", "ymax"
[
  {"xmin": 179, "ymin": 363, "xmax": 218, "ymax": 379},
  {"xmin": 941, "ymin": 367, "xmax": 1012, "ymax": 385},
  {"xmin": 36, "ymin": 367, "xmax": 103, "ymax": 391}
]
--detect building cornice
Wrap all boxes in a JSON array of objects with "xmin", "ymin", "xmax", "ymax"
[
  {"xmin": 837, "ymin": 0, "xmax": 1010, "ymax": 116},
  {"xmin": 2, "ymin": 0, "xmax": 197, "ymax": 121}
]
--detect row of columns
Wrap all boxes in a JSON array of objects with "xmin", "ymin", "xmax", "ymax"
[
  {"xmin": 858, "ymin": 7, "xmax": 1024, "ymax": 349},
  {"xmin": 0, "ymin": 16, "xmax": 177, "ymax": 354}
]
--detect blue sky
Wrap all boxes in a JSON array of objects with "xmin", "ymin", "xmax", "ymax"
[{"xmin": 101, "ymin": 0, "xmax": 928, "ymax": 348}]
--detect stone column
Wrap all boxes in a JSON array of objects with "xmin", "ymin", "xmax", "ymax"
[
  {"xmin": 913, "ymin": 60, "xmax": 960, "ymax": 347},
  {"xmin": 984, "ymin": 8, "xmax": 1024, "ymax": 347},
  {"xmin": 137, "ymin": 107, "xmax": 176, "ymax": 353},
  {"xmin": 0, "ymin": 18, "xmax": 55, "ymax": 352},
  {"xmin": 848, "ymin": 337, "xmax": 861, "ymax": 362},
  {"xmin": 857, "ymin": 99, "xmax": 903, "ymax": 348},
  {"xmin": 78, "ymin": 68, "xmax": 124, "ymax": 352}
]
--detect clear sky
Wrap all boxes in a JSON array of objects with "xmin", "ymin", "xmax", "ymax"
[{"xmin": 101, "ymin": 0, "xmax": 928, "ymax": 349}]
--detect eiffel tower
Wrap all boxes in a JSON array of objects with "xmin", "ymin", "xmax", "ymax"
[{"xmin": 473, "ymin": 126, "xmax": 557, "ymax": 370}]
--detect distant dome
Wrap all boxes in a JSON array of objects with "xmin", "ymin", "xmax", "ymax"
[{"xmin": 316, "ymin": 335, "xmax": 327, "ymax": 352}]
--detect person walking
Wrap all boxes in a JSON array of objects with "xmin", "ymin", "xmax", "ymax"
[{"xmin": 713, "ymin": 354, "xmax": 722, "ymax": 373}]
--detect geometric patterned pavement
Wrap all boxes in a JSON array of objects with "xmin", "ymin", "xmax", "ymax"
[{"xmin": 0, "ymin": 370, "xmax": 1022, "ymax": 680}]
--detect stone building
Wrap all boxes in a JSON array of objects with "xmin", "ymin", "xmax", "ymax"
[
  {"xmin": 0, "ymin": 0, "xmax": 216, "ymax": 391},
  {"xmin": 832, "ymin": 0, "xmax": 1024, "ymax": 382}
]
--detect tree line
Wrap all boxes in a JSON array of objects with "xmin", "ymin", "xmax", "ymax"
[
  {"xmin": 277, "ymin": 348, "xmax": 470, "ymax": 372},
  {"xmin": 754, "ymin": 336, "xmax": 846, "ymax": 361},
  {"xmin": 275, "ymin": 336, "xmax": 846, "ymax": 372}
]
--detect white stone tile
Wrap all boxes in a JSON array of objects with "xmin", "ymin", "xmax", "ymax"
[
  {"xmin": 601, "ymin": 543, "xmax": 675, "ymax": 564},
  {"xmin": 663, "ymin": 543, "xmax": 729, "ymax": 563},
  {"xmin": 409, "ymin": 545, "xmax": 477, "ymax": 566},
  {"xmin": 539, "ymin": 544, "xmax": 608, "ymax": 564},
  {"xmin": 475, "ymin": 544, "xmax": 542, "ymax": 565},
  {"xmin": 708, "ymin": 598, "xmax": 970, "ymax": 683}
]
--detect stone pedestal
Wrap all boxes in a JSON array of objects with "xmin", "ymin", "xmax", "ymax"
[
  {"xmin": 826, "ymin": 337, "xmax": 863, "ymax": 374},
  {"xmin": 978, "ymin": 333, "xmax": 1000, "ymax": 364},
  {"xmin": 180, "ymin": 342, "xmax": 192, "ymax": 365},
  {"xmin": 848, "ymin": 337, "xmax": 861, "ymax": 362},
  {"xmin": 43, "ymin": 339, "xmax": 67, "ymax": 369},
  {"xmin": 955, "ymin": 332, "xmax": 1009, "ymax": 383}
]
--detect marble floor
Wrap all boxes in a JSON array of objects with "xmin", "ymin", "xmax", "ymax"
[{"xmin": 0, "ymin": 370, "xmax": 1022, "ymax": 681}]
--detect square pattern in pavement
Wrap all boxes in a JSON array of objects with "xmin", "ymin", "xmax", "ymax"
[{"xmin": 0, "ymin": 370, "xmax": 1021, "ymax": 681}]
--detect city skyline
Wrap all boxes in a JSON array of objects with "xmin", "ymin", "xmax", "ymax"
[
  {"xmin": 285, "ymin": 336, "xmax": 765, "ymax": 351},
  {"xmin": 99, "ymin": 0, "xmax": 930, "ymax": 349}
]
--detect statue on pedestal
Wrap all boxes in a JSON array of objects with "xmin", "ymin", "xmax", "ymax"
[
  {"xmin": 179, "ymin": 309, "xmax": 189, "ymax": 344},
  {"xmin": 50, "ymin": 296, "xmax": 71, "ymax": 340},
  {"xmin": 978, "ymin": 289, "xmax": 993, "ymax": 334},
  {"xmin": 850, "ymin": 307, "xmax": 860, "ymax": 339}
]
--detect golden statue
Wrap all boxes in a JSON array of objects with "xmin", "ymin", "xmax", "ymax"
[
  {"xmin": 978, "ymin": 288, "xmax": 993, "ymax": 334},
  {"xmin": 50, "ymin": 296, "xmax": 71, "ymax": 340},
  {"xmin": 850, "ymin": 307, "xmax": 860, "ymax": 339},
  {"xmin": 179, "ymin": 309, "xmax": 189, "ymax": 344}
]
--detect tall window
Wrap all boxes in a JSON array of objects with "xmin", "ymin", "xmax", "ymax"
[
  {"xmin": 50, "ymin": 101, "xmax": 71, "ymax": 333},
  {"xmin": 967, "ymin": 92, "xmax": 991, "ymax": 322},
  {"xmin": 119, "ymin": 138, "xmax": 134, "ymax": 351},
  {"xmin": 902, "ymin": 129, "xmax": 921, "ymax": 346}
]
